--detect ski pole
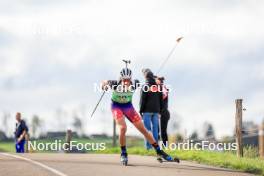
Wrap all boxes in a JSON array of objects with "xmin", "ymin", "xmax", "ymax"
[
  {"xmin": 122, "ymin": 59, "xmax": 131, "ymax": 68},
  {"xmin": 90, "ymin": 90, "xmax": 106, "ymax": 118},
  {"xmin": 156, "ymin": 37, "xmax": 183, "ymax": 74}
]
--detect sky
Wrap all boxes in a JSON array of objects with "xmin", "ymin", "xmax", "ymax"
[{"xmin": 0, "ymin": 0, "xmax": 264, "ymax": 138}]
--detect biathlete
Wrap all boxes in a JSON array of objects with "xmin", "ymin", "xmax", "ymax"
[{"xmin": 101, "ymin": 67, "xmax": 176, "ymax": 165}]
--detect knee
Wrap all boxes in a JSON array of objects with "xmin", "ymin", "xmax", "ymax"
[{"xmin": 120, "ymin": 125, "xmax": 127, "ymax": 134}]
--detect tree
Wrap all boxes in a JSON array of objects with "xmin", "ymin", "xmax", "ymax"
[
  {"xmin": 0, "ymin": 130, "xmax": 7, "ymax": 141},
  {"xmin": 175, "ymin": 133, "xmax": 184, "ymax": 142},
  {"xmin": 31, "ymin": 115, "xmax": 41, "ymax": 138},
  {"xmin": 2, "ymin": 112, "xmax": 11, "ymax": 136},
  {"xmin": 169, "ymin": 111, "xmax": 182, "ymax": 133},
  {"xmin": 203, "ymin": 122, "xmax": 215, "ymax": 140},
  {"xmin": 72, "ymin": 115, "xmax": 83, "ymax": 136},
  {"xmin": 190, "ymin": 131, "xmax": 199, "ymax": 141}
]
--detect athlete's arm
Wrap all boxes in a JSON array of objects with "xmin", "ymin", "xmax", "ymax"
[
  {"xmin": 101, "ymin": 80, "xmax": 118, "ymax": 90},
  {"xmin": 101, "ymin": 80, "xmax": 109, "ymax": 90}
]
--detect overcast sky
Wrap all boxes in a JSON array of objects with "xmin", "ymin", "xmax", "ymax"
[{"xmin": 0, "ymin": 0, "xmax": 264, "ymax": 138}]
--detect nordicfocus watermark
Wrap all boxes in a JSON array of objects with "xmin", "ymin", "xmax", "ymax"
[
  {"xmin": 28, "ymin": 140, "xmax": 106, "ymax": 152},
  {"xmin": 27, "ymin": 140, "xmax": 237, "ymax": 152},
  {"xmin": 159, "ymin": 140, "xmax": 238, "ymax": 151},
  {"xmin": 93, "ymin": 82, "xmax": 173, "ymax": 93}
]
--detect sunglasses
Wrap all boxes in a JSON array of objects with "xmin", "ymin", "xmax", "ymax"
[{"xmin": 122, "ymin": 79, "xmax": 131, "ymax": 82}]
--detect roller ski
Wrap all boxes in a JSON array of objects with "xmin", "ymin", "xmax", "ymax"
[
  {"xmin": 120, "ymin": 153, "xmax": 128, "ymax": 166},
  {"xmin": 157, "ymin": 150, "xmax": 180, "ymax": 163}
]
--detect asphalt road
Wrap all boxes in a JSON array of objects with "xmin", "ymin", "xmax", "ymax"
[{"xmin": 0, "ymin": 153, "xmax": 254, "ymax": 176}]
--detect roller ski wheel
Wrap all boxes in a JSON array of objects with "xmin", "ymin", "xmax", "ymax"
[
  {"xmin": 157, "ymin": 156, "xmax": 163, "ymax": 163},
  {"xmin": 173, "ymin": 157, "xmax": 180, "ymax": 163},
  {"xmin": 120, "ymin": 154, "xmax": 128, "ymax": 166},
  {"xmin": 157, "ymin": 150, "xmax": 180, "ymax": 163}
]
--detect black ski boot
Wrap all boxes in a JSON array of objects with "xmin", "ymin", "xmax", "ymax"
[
  {"xmin": 120, "ymin": 153, "xmax": 128, "ymax": 166},
  {"xmin": 157, "ymin": 150, "xmax": 180, "ymax": 163}
]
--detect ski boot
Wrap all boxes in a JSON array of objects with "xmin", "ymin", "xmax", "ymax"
[
  {"xmin": 120, "ymin": 153, "xmax": 128, "ymax": 166},
  {"xmin": 157, "ymin": 150, "xmax": 180, "ymax": 163}
]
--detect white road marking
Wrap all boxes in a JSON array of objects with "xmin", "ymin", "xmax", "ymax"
[{"xmin": 0, "ymin": 153, "xmax": 68, "ymax": 176}]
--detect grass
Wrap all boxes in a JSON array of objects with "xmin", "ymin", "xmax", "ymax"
[
  {"xmin": 0, "ymin": 142, "xmax": 15, "ymax": 152},
  {"xmin": 96, "ymin": 147, "xmax": 264, "ymax": 176}
]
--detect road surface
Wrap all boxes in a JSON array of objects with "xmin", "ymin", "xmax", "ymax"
[{"xmin": 0, "ymin": 153, "xmax": 254, "ymax": 176}]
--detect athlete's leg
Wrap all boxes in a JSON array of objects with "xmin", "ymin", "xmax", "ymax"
[
  {"xmin": 111, "ymin": 105, "xmax": 127, "ymax": 147},
  {"xmin": 133, "ymin": 120, "xmax": 157, "ymax": 144},
  {"xmin": 123, "ymin": 104, "xmax": 156, "ymax": 144},
  {"xmin": 134, "ymin": 120, "xmax": 175, "ymax": 161},
  {"xmin": 112, "ymin": 104, "xmax": 129, "ymax": 164},
  {"xmin": 116, "ymin": 117, "xmax": 127, "ymax": 147},
  {"xmin": 124, "ymin": 105, "xmax": 176, "ymax": 161}
]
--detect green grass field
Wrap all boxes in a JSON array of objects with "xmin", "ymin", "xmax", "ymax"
[{"xmin": 0, "ymin": 142, "xmax": 15, "ymax": 152}]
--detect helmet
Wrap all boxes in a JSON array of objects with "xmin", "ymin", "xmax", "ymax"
[{"xmin": 120, "ymin": 68, "xmax": 132, "ymax": 79}]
